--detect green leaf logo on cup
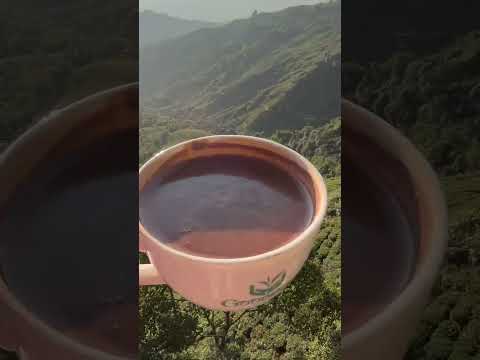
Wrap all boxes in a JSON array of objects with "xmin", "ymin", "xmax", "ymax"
[
  {"xmin": 249, "ymin": 271, "xmax": 286, "ymax": 296},
  {"xmin": 221, "ymin": 271, "xmax": 288, "ymax": 308}
]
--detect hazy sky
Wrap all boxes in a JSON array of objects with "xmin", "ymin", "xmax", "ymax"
[{"xmin": 140, "ymin": 0, "xmax": 324, "ymax": 23}]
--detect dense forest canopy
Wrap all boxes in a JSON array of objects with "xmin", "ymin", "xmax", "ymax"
[{"xmin": 344, "ymin": 32, "xmax": 480, "ymax": 176}]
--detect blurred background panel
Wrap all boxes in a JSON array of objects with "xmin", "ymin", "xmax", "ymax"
[
  {"xmin": 0, "ymin": 1, "xmax": 138, "ymax": 359},
  {"xmin": 343, "ymin": 0, "xmax": 480, "ymax": 358},
  {"xmin": 0, "ymin": 0, "xmax": 138, "ymax": 153}
]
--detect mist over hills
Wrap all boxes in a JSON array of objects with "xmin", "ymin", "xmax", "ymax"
[{"xmin": 139, "ymin": 10, "xmax": 217, "ymax": 48}]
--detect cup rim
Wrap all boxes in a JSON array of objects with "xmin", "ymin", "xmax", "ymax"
[
  {"xmin": 0, "ymin": 83, "xmax": 138, "ymax": 360},
  {"xmin": 341, "ymin": 99, "xmax": 448, "ymax": 348},
  {"xmin": 139, "ymin": 134, "xmax": 328, "ymax": 264}
]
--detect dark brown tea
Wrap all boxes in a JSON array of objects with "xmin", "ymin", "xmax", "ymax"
[
  {"xmin": 139, "ymin": 154, "xmax": 314, "ymax": 259},
  {"xmin": 342, "ymin": 154, "xmax": 417, "ymax": 334},
  {"xmin": 0, "ymin": 130, "xmax": 138, "ymax": 356}
]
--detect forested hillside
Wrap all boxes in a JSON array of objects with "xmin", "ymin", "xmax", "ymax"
[
  {"xmin": 271, "ymin": 117, "xmax": 340, "ymax": 178},
  {"xmin": 140, "ymin": 2, "xmax": 340, "ymax": 136},
  {"xmin": 139, "ymin": 3, "xmax": 341, "ymax": 359},
  {"xmin": 344, "ymin": 31, "xmax": 480, "ymax": 176}
]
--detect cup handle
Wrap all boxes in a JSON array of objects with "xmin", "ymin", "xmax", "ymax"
[{"xmin": 139, "ymin": 235, "xmax": 165, "ymax": 286}]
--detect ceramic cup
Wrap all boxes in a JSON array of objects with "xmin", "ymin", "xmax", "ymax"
[
  {"xmin": 0, "ymin": 84, "xmax": 138, "ymax": 360},
  {"xmin": 139, "ymin": 135, "xmax": 328, "ymax": 311},
  {"xmin": 341, "ymin": 99, "xmax": 448, "ymax": 359}
]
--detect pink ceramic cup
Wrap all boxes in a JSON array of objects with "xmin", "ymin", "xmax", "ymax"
[{"xmin": 139, "ymin": 135, "xmax": 328, "ymax": 311}]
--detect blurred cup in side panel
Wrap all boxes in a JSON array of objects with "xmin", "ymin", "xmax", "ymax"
[
  {"xmin": 139, "ymin": 135, "xmax": 328, "ymax": 311},
  {"xmin": 342, "ymin": 99, "xmax": 448, "ymax": 360},
  {"xmin": 0, "ymin": 84, "xmax": 139, "ymax": 360}
]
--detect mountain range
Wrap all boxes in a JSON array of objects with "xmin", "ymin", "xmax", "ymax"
[
  {"xmin": 139, "ymin": 10, "xmax": 217, "ymax": 48},
  {"xmin": 140, "ymin": 2, "xmax": 340, "ymax": 149}
]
